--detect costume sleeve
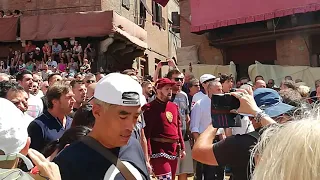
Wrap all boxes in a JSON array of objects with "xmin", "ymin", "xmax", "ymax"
[{"xmin": 143, "ymin": 109, "xmax": 153, "ymax": 155}]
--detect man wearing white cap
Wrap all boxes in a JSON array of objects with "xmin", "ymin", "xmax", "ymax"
[
  {"xmin": 54, "ymin": 73, "xmax": 150, "ymax": 180},
  {"xmin": 191, "ymin": 74, "xmax": 218, "ymax": 109},
  {"xmin": 0, "ymin": 98, "xmax": 60, "ymax": 180}
]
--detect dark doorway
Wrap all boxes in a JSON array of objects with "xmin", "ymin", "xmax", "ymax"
[{"xmin": 226, "ymin": 41, "xmax": 276, "ymax": 80}]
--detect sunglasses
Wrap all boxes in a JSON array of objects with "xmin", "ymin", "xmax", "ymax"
[
  {"xmin": 174, "ymin": 78, "xmax": 183, "ymax": 82},
  {"xmin": 86, "ymin": 80, "xmax": 96, "ymax": 84},
  {"xmin": 192, "ymin": 84, "xmax": 200, "ymax": 87}
]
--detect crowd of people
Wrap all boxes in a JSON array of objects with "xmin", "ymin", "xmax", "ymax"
[
  {"xmin": 1, "ymin": 40, "xmax": 94, "ymax": 77},
  {"xmin": 0, "ymin": 57, "xmax": 319, "ymax": 180}
]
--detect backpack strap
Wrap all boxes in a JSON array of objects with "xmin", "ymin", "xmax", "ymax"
[{"xmin": 81, "ymin": 136, "xmax": 136, "ymax": 180}]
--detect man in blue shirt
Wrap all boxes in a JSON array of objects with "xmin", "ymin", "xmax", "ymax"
[
  {"xmin": 28, "ymin": 82, "xmax": 75, "ymax": 151},
  {"xmin": 54, "ymin": 73, "xmax": 150, "ymax": 180}
]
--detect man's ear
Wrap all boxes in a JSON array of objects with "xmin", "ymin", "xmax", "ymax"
[
  {"xmin": 20, "ymin": 137, "xmax": 31, "ymax": 156},
  {"xmin": 92, "ymin": 104, "xmax": 101, "ymax": 119}
]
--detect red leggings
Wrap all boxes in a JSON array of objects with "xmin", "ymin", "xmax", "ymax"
[{"xmin": 151, "ymin": 157, "xmax": 178, "ymax": 180}]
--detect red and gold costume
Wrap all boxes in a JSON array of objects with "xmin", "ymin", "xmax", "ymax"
[{"xmin": 143, "ymin": 98, "xmax": 185, "ymax": 179}]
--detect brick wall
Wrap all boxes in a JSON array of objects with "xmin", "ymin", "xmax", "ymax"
[
  {"xmin": 0, "ymin": 0, "xmax": 101, "ymax": 15},
  {"xmin": 276, "ymin": 34, "xmax": 310, "ymax": 66},
  {"xmin": 179, "ymin": 0, "xmax": 223, "ymax": 65}
]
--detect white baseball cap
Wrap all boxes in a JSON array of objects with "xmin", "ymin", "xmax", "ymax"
[
  {"xmin": 94, "ymin": 73, "xmax": 145, "ymax": 106},
  {"xmin": 200, "ymin": 74, "xmax": 217, "ymax": 84},
  {"xmin": 0, "ymin": 98, "xmax": 33, "ymax": 170}
]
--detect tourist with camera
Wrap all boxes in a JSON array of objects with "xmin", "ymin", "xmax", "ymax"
[{"xmin": 192, "ymin": 88, "xmax": 293, "ymax": 180}]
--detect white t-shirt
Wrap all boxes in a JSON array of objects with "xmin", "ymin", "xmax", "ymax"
[
  {"xmin": 23, "ymin": 113, "xmax": 34, "ymax": 125},
  {"xmin": 47, "ymin": 60, "xmax": 58, "ymax": 68},
  {"xmin": 35, "ymin": 90, "xmax": 44, "ymax": 98},
  {"xmin": 231, "ymin": 116, "xmax": 255, "ymax": 135},
  {"xmin": 191, "ymin": 91, "xmax": 207, "ymax": 110},
  {"xmin": 27, "ymin": 94, "xmax": 44, "ymax": 118},
  {"xmin": 190, "ymin": 96, "xmax": 223, "ymax": 135}
]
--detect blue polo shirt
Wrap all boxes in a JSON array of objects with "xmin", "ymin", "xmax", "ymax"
[{"xmin": 27, "ymin": 110, "xmax": 72, "ymax": 151}]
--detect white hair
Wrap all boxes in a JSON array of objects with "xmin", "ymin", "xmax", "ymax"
[
  {"xmin": 251, "ymin": 107, "xmax": 320, "ymax": 180},
  {"xmin": 297, "ymin": 85, "xmax": 310, "ymax": 98}
]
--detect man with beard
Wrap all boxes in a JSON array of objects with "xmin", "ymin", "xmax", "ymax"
[
  {"xmin": 143, "ymin": 78, "xmax": 186, "ymax": 180},
  {"xmin": 17, "ymin": 70, "xmax": 43, "ymax": 118},
  {"xmin": 28, "ymin": 82, "xmax": 75, "ymax": 151},
  {"xmin": 141, "ymin": 80, "xmax": 154, "ymax": 102},
  {"xmin": 70, "ymin": 80, "xmax": 87, "ymax": 112},
  {"xmin": 166, "ymin": 70, "xmax": 194, "ymax": 180}
]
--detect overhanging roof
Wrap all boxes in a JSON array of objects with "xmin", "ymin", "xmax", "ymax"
[
  {"xmin": 190, "ymin": 0, "xmax": 320, "ymax": 32},
  {"xmin": 21, "ymin": 11, "xmax": 147, "ymax": 49}
]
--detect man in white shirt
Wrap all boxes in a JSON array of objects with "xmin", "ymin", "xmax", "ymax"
[
  {"xmin": 191, "ymin": 81, "xmax": 225, "ymax": 180},
  {"xmin": 191, "ymin": 74, "xmax": 218, "ymax": 109},
  {"xmin": 16, "ymin": 70, "xmax": 43, "ymax": 118}
]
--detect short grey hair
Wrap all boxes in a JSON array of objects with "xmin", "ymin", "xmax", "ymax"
[
  {"xmin": 207, "ymin": 81, "xmax": 221, "ymax": 89},
  {"xmin": 93, "ymin": 98, "xmax": 114, "ymax": 111}
]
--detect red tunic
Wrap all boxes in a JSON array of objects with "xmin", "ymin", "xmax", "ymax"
[{"xmin": 143, "ymin": 98, "xmax": 185, "ymax": 157}]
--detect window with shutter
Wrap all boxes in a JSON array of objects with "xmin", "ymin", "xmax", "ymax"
[
  {"xmin": 152, "ymin": 1, "xmax": 156, "ymax": 23},
  {"xmin": 152, "ymin": 2, "xmax": 162, "ymax": 28},
  {"xmin": 157, "ymin": 5, "xmax": 162, "ymax": 24},
  {"xmin": 139, "ymin": 2, "xmax": 146, "ymax": 28}
]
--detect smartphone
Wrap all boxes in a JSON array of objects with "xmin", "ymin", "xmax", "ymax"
[
  {"xmin": 161, "ymin": 61, "xmax": 169, "ymax": 66},
  {"xmin": 211, "ymin": 93, "xmax": 240, "ymax": 110},
  {"xmin": 211, "ymin": 94, "xmax": 241, "ymax": 128}
]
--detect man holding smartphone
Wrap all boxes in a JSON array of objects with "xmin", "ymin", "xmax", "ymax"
[
  {"xmin": 192, "ymin": 88, "xmax": 293, "ymax": 180},
  {"xmin": 191, "ymin": 81, "xmax": 225, "ymax": 180}
]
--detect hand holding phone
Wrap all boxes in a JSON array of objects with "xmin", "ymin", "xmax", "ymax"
[{"xmin": 211, "ymin": 93, "xmax": 241, "ymax": 128}]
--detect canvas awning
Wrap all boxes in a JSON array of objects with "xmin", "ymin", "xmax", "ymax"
[
  {"xmin": 190, "ymin": 0, "xmax": 320, "ymax": 32},
  {"xmin": 20, "ymin": 11, "xmax": 147, "ymax": 49},
  {"xmin": 0, "ymin": 17, "xmax": 18, "ymax": 42}
]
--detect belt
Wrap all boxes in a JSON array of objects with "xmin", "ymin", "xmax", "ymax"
[{"xmin": 152, "ymin": 138, "xmax": 178, "ymax": 143}]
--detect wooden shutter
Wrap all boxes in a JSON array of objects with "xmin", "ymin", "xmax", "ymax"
[
  {"xmin": 161, "ymin": 17, "xmax": 166, "ymax": 30},
  {"xmin": 172, "ymin": 12, "xmax": 180, "ymax": 33},
  {"xmin": 152, "ymin": 1, "xmax": 156, "ymax": 23},
  {"xmin": 157, "ymin": 5, "xmax": 162, "ymax": 23}
]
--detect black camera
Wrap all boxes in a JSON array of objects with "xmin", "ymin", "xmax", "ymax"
[{"xmin": 211, "ymin": 93, "xmax": 241, "ymax": 128}]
